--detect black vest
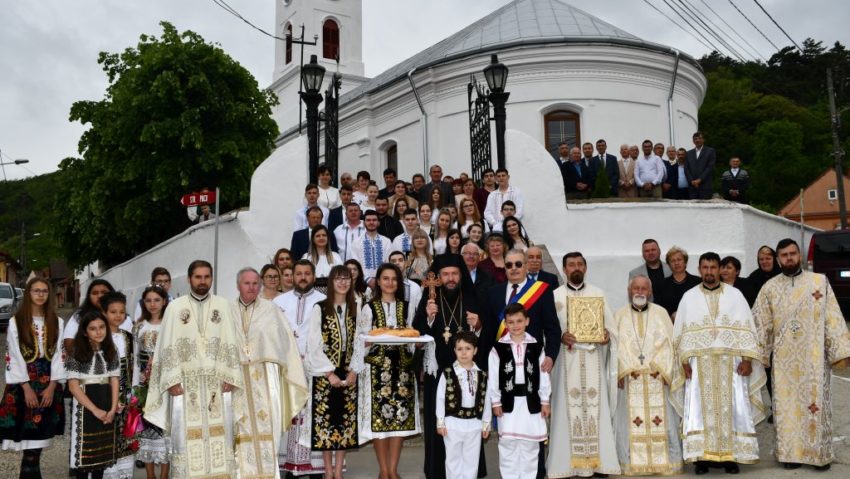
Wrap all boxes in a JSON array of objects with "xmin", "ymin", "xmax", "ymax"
[
  {"xmin": 443, "ymin": 367, "xmax": 488, "ymax": 419},
  {"xmin": 494, "ymin": 341, "xmax": 542, "ymax": 414}
]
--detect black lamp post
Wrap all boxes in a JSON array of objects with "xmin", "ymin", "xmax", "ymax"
[
  {"xmin": 484, "ymin": 54, "xmax": 510, "ymax": 170},
  {"xmin": 300, "ymin": 54, "xmax": 326, "ymax": 184}
]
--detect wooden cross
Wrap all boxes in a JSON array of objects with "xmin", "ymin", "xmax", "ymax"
[{"xmin": 423, "ymin": 272, "xmax": 442, "ymax": 301}]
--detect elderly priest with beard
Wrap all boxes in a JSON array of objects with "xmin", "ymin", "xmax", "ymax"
[
  {"xmin": 614, "ymin": 275, "xmax": 682, "ymax": 475},
  {"xmin": 230, "ymin": 267, "xmax": 308, "ymax": 479},
  {"xmin": 671, "ymin": 252, "xmax": 768, "ymax": 475},
  {"xmin": 414, "ymin": 254, "xmax": 488, "ymax": 479},
  {"xmin": 752, "ymin": 238, "xmax": 850, "ymax": 471}
]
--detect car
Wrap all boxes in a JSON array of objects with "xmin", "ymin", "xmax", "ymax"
[
  {"xmin": 808, "ymin": 229, "xmax": 850, "ymax": 318},
  {"xmin": 0, "ymin": 282, "xmax": 15, "ymax": 331},
  {"xmin": 14, "ymin": 287, "xmax": 23, "ymax": 310}
]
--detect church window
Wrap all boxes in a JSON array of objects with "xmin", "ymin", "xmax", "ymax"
[
  {"xmin": 386, "ymin": 143, "xmax": 398, "ymax": 172},
  {"xmin": 323, "ymin": 19, "xmax": 340, "ymax": 60},
  {"xmin": 544, "ymin": 110, "xmax": 580, "ymax": 158},
  {"xmin": 285, "ymin": 23, "xmax": 293, "ymax": 64}
]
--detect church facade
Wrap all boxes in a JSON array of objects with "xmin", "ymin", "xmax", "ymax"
[{"xmin": 271, "ymin": 0, "xmax": 707, "ymax": 178}]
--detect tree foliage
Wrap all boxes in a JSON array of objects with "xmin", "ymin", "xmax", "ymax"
[
  {"xmin": 698, "ymin": 38, "xmax": 850, "ymax": 212},
  {"xmin": 56, "ymin": 22, "xmax": 279, "ymax": 267}
]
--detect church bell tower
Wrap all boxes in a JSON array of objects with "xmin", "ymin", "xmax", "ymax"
[{"xmin": 271, "ymin": 0, "xmax": 366, "ymax": 132}]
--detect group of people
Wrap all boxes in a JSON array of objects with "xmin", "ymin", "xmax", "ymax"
[{"xmin": 556, "ymin": 132, "xmax": 750, "ymax": 203}]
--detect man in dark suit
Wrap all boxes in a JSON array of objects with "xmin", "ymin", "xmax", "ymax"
[
  {"xmin": 290, "ymin": 206, "xmax": 338, "ymax": 259},
  {"xmin": 486, "ymin": 249, "xmax": 561, "ymax": 479},
  {"xmin": 378, "ymin": 167, "xmax": 397, "ymax": 200},
  {"xmin": 594, "ymin": 139, "xmax": 620, "ymax": 197},
  {"xmin": 685, "ymin": 131, "xmax": 717, "ymax": 199},
  {"xmin": 327, "ymin": 184, "xmax": 352, "ymax": 233},
  {"xmin": 661, "ymin": 145, "xmax": 678, "ymax": 199},
  {"xmin": 462, "ymin": 242, "xmax": 495, "ymax": 303},
  {"xmin": 526, "ymin": 246, "xmax": 560, "ymax": 288},
  {"xmin": 562, "ymin": 146, "xmax": 592, "ymax": 200},
  {"xmin": 421, "ymin": 164, "xmax": 455, "ymax": 205},
  {"xmin": 581, "ymin": 142, "xmax": 600, "ymax": 188},
  {"xmin": 720, "ymin": 157, "xmax": 750, "ymax": 204}
]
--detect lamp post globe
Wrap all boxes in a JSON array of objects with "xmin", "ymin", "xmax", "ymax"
[
  {"xmin": 483, "ymin": 54, "xmax": 508, "ymax": 92},
  {"xmin": 300, "ymin": 54, "xmax": 326, "ymax": 184},
  {"xmin": 484, "ymin": 54, "xmax": 510, "ymax": 170}
]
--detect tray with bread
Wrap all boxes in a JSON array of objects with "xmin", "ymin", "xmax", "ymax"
[{"xmin": 362, "ymin": 328, "xmax": 434, "ymax": 344}]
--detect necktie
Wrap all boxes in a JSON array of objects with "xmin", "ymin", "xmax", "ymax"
[
  {"xmin": 529, "ymin": 273, "xmax": 537, "ymax": 283},
  {"xmin": 509, "ymin": 283, "xmax": 519, "ymax": 304}
]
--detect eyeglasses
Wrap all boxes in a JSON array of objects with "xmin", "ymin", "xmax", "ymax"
[
  {"xmin": 263, "ymin": 275, "xmax": 280, "ymax": 280},
  {"xmin": 31, "ymin": 289, "xmax": 49, "ymax": 295},
  {"xmin": 505, "ymin": 261, "xmax": 524, "ymax": 270}
]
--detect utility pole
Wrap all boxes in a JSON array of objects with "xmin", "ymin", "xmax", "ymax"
[{"xmin": 827, "ymin": 68, "xmax": 848, "ymax": 229}]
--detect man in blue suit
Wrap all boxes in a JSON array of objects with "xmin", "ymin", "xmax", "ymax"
[{"xmin": 594, "ymin": 139, "xmax": 620, "ymax": 197}]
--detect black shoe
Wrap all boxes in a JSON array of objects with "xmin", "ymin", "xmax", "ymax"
[
  {"xmin": 814, "ymin": 463, "xmax": 831, "ymax": 471},
  {"xmin": 767, "ymin": 415, "xmax": 774, "ymax": 424},
  {"xmin": 593, "ymin": 474, "xmax": 608, "ymax": 478},
  {"xmin": 782, "ymin": 462, "xmax": 802, "ymax": 470},
  {"xmin": 695, "ymin": 463, "xmax": 710, "ymax": 475},
  {"xmin": 724, "ymin": 462, "xmax": 739, "ymax": 474},
  {"xmin": 135, "ymin": 460, "xmax": 145, "ymax": 468}
]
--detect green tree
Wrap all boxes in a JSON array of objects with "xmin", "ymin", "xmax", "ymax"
[{"xmin": 56, "ymin": 22, "xmax": 279, "ymax": 267}]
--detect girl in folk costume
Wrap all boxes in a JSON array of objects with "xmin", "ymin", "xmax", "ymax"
[
  {"xmin": 355, "ymin": 263, "xmax": 422, "ymax": 479},
  {"xmin": 404, "ymin": 229, "xmax": 432, "ymax": 284},
  {"xmin": 63, "ymin": 279, "xmax": 115, "ymax": 353},
  {"xmin": 436, "ymin": 331, "xmax": 491, "ymax": 479},
  {"xmin": 303, "ymin": 266, "xmax": 369, "ymax": 479},
  {"xmin": 132, "ymin": 285, "xmax": 170, "ymax": 479},
  {"xmin": 0, "ymin": 278, "xmax": 65, "ymax": 479},
  {"xmin": 66, "ymin": 311, "xmax": 120, "ymax": 479},
  {"xmin": 100, "ymin": 292, "xmax": 137, "ymax": 479}
]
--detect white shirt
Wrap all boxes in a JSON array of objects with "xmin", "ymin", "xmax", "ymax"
[
  {"xmin": 391, "ymin": 229, "xmax": 430, "ymax": 255},
  {"xmin": 273, "ymin": 288, "xmax": 327, "ymax": 355},
  {"xmin": 352, "ymin": 190, "xmax": 368, "ymax": 208},
  {"xmin": 505, "ymin": 278, "xmax": 528, "ymax": 305},
  {"xmin": 484, "ymin": 186, "xmax": 524, "ymax": 227},
  {"xmin": 635, "ymin": 154, "xmax": 665, "ymax": 187},
  {"xmin": 63, "ymin": 313, "xmax": 132, "ymax": 340},
  {"xmin": 301, "ymin": 251, "xmax": 343, "ymax": 278},
  {"xmin": 334, "ymin": 222, "xmax": 365, "ymax": 261},
  {"xmin": 403, "ymin": 279, "xmax": 423, "ymax": 313},
  {"xmin": 317, "ymin": 185, "xmax": 341, "ymax": 210},
  {"xmin": 436, "ymin": 361, "xmax": 493, "ymax": 431},
  {"xmin": 351, "ymin": 232, "xmax": 392, "ymax": 281},
  {"xmin": 293, "ymin": 204, "xmax": 330, "ymax": 230}
]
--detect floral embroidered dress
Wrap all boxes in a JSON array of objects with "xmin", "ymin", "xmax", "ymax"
[
  {"xmin": 66, "ymin": 349, "xmax": 120, "ymax": 472},
  {"xmin": 133, "ymin": 320, "xmax": 168, "ymax": 464},
  {"xmin": 104, "ymin": 329, "xmax": 136, "ymax": 479},
  {"xmin": 355, "ymin": 300, "xmax": 421, "ymax": 442},
  {"xmin": 0, "ymin": 316, "xmax": 66, "ymax": 450}
]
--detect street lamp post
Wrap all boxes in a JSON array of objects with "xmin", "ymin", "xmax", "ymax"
[
  {"xmin": 300, "ymin": 55, "xmax": 326, "ymax": 185},
  {"xmin": 484, "ymin": 54, "xmax": 510, "ymax": 170},
  {"xmin": 0, "ymin": 157, "xmax": 30, "ymax": 181}
]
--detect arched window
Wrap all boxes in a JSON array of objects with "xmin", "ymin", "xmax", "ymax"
[
  {"xmin": 386, "ymin": 144, "xmax": 398, "ymax": 172},
  {"xmin": 285, "ymin": 23, "xmax": 293, "ymax": 64},
  {"xmin": 323, "ymin": 19, "xmax": 340, "ymax": 60},
  {"xmin": 544, "ymin": 110, "xmax": 581, "ymax": 158}
]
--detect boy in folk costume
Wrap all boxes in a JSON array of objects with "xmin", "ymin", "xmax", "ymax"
[
  {"xmin": 488, "ymin": 303, "xmax": 551, "ymax": 479},
  {"xmin": 436, "ymin": 331, "xmax": 491, "ymax": 479}
]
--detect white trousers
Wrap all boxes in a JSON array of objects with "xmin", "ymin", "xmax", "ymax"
[
  {"xmin": 498, "ymin": 437, "xmax": 539, "ymax": 479},
  {"xmin": 443, "ymin": 429, "xmax": 482, "ymax": 479}
]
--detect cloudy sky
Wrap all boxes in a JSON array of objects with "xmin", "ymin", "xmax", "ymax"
[{"xmin": 1, "ymin": 0, "xmax": 847, "ymax": 180}]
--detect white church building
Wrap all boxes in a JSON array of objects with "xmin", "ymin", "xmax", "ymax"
[{"xmin": 86, "ymin": 0, "xmax": 814, "ymax": 309}]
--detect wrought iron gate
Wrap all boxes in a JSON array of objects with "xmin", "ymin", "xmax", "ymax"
[
  {"xmin": 468, "ymin": 75, "xmax": 492, "ymax": 184},
  {"xmin": 323, "ymin": 73, "xmax": 342, "ymax": 187}
]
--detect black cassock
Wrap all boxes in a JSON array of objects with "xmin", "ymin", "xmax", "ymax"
[{"xmin": 413, "ymin": 286, "xmax": 491, "ymax": 479}]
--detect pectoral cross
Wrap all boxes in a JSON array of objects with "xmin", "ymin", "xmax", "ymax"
[
  {"xmin": 443, "ymin": 327, "xmax": 452, "ymax": 344},
  {"xmin": 638, "ymin": 354, "xmax": 645, "ymax": 365}
]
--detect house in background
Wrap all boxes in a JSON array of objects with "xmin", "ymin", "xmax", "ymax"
[
  {"xmin": 779, "ymin": 167, "xmax": 850, "ymax": 230},
  {"xmin": 0, "ymin": 252, "xmax": 20, "ymax": 285}
]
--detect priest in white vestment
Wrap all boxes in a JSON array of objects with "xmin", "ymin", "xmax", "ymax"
[
  {"xmin": 231, "ymin": 268, "xmax": 309, "ymax": 479},
  {"xmin": 614, "ymin": 275, "xmax": 682, "ymax": 475},
  {"xmin": 547, "ymin": 252, "xmax": 621, "ymax": 478},
  {"xmin": 145, "ymin": 260, "xmax": 243, "ymax": 478},
  {"xmin": 670, "ymin": 252, "xmax": 768, "ymax": 475},
  {"xmin": 752, "ymin": 239, "xmax": 850, "ymax": 470}
]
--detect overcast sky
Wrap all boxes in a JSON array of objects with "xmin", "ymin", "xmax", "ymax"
[{"xmin": 1, "ymin": 0, "xmax": 847, "ymax": 180}]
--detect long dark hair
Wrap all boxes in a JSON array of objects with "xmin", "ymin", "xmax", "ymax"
[
  {"xmin": 308, "ymin": 225, "xmax": 335, "ymax": 264},
  {"xmin": 322, "ymin": 266, "xmax": 357, "ymax": 319},
  {"xmin": 15, "ymin": 278, "xmax": 60, "ymax": 360},
  {"xmin": 445, "ymin": 228, "xmax": 462, "ymax": 254},
  {"xmin": 71, "ymin": 310, "xmax": 117, "ymax": 364},
  {"xmin": 344, "ymin": 259, "xmax": 368, "ymax": 295},
  {"xmin": 374, "ymin": 263, "xmax": 405, "ymax": 302},
  {"xmin": 140, "ymin": 285, "xmax": 169, "ymax": 321},
  {"xmin": 78, "ymin": 279, "xmax": 115, "ymax": 316},
  {"xmin": 502, "ymin": 216, "xmax": 531, "ymax": 250}
]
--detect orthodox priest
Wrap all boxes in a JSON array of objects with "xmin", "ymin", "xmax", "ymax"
[
  {"xmin": 413, "ymin": 254, "xmax": 487, "ymax": 479},
  {"xmin": 752, "ymin": 238, "xmax": 850, "ymax": 471},
  {"xmin": 145, "ymin": 260, "xmax": 243, "ymax": 478},
  {"xmin": 231, "ymin": 268, "xmax": 308, "ymax": 479},
  {"xmin": 671, "ymin": 252, "xmax": 768, "ymax": 475},
  {"xmin": 614, "ymin": 275, "xmax": 682, "ymax": 475},
  {"xmin": 547, "ymin": 251, "xmax": 620, "ymax": 478}
]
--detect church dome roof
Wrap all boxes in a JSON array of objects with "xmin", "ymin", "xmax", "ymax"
[{"xmin": 341, "ymin": 0, "xmax": 698, "ymax": 103}]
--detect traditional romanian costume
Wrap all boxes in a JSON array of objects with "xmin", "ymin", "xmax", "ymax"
[
  {"xmin": 104, "ymin": 329, "xmax": 135, "ymax": 479},
  {"xmin": 133, "ymin": 320, "xmax": 169, "ymax": 465},
  {"xmin": 435, "ymin": 361, "xmax": 491, "ymax": 479}
]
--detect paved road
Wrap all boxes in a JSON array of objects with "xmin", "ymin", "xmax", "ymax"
[{"xmin": 1, "ymin": 330, "xmax": 848, "ymax": 478}]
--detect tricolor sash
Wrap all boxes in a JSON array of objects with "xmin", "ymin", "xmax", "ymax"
[{"xmin": 496, "ymin": 280, "xmax": 550, "ymax": 338}]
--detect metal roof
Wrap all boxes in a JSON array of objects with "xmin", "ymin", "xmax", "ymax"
[{"xmin": 338, "ymin": 0, "xmax": 697, "ymax": 105}]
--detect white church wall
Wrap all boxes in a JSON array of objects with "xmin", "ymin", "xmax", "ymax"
[{"xmin": 504, "ymin": 129, "xmax": 816, "ymax": 311}]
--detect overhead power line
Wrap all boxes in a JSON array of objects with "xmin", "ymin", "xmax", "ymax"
[
  {"xmin": 675, "ymin": 0, "xmax": 748, "ymax": 61},
  {"xmin": 660, "ymin": 0, "xmax": 741, "ymax": 60},
  {"xmin": 726, "ymin": 0, "xmax": 781, "ymax": 53},
  {"xmin": 640, "ymin": 0, "xmax": 713, "ymax": 51},
  {"xmin": 209, "ymin": 0, "xmax": 287, "ymax": 42},
  {"xmin": 683, "ymin": 0, "xmax": 762, "ymax": 61},
  {"xmin": 751, "ymin": 0, "xmax": 802, "ymax": 51},
  {"xmin": 698, "ymin": 0, "xmax": 768, "ymax": 61}
]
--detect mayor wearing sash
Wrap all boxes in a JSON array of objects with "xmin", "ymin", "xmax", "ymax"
[
  {"xmin": 413, "ymin": 254, "xmax": 487, "ymax": 479},
  {"xmin": 486, "ymin": 249, "xmax": 560, "ymax": 479}
]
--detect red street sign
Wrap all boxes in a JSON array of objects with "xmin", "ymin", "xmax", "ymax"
[{"xmin": 181, "ymin": 191, "xmax": 216, "ymax": 207}]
